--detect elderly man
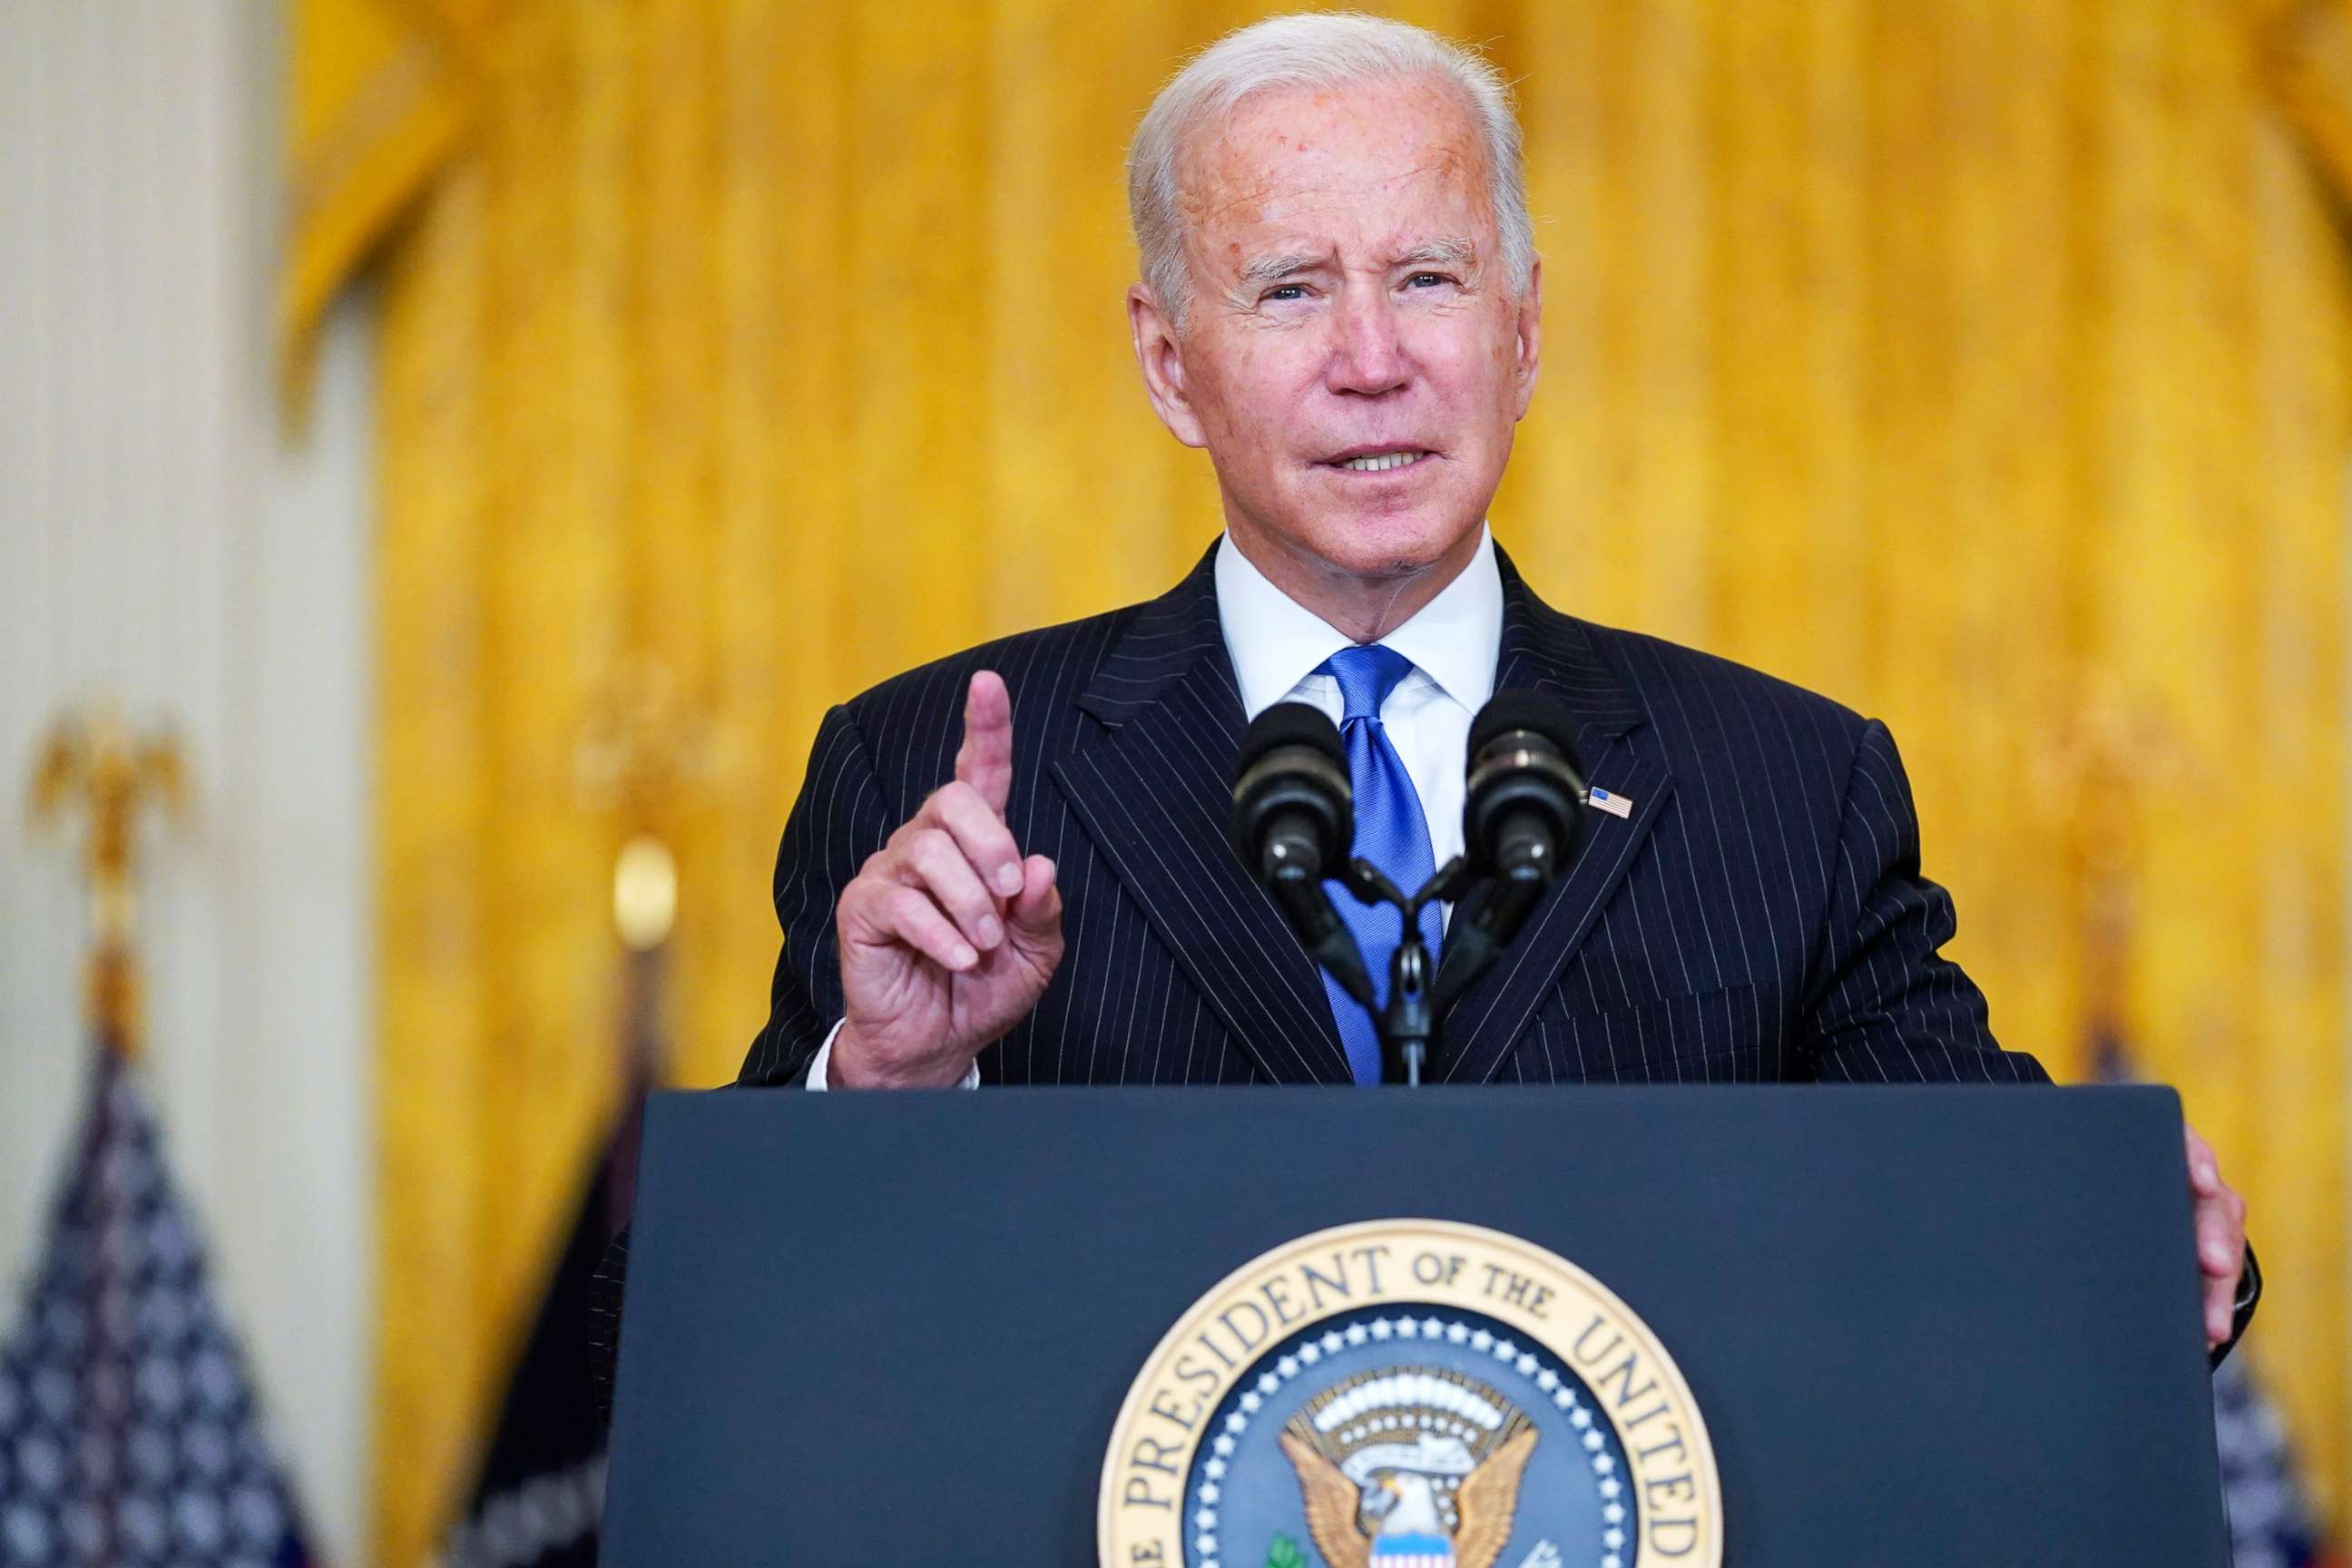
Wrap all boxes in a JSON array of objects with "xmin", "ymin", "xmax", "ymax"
[{"xmin": 737, "ymin": 14, "xmax": 2254, "ymax": 1354}]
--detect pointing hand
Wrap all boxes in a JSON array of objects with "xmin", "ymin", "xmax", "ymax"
[{"xmin": 828, "ymin": 671, "xmax": 1064, "ymax": 1087}]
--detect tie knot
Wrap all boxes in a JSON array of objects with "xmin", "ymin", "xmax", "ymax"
[{"xmin": 1319, "ymin": 643, "xmax": 1416, "ymax": 723}]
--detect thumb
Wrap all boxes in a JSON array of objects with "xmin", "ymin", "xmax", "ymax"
[{"xmin": 1005, "ymin": 854, "xmax": 1061, "ymax": 937}]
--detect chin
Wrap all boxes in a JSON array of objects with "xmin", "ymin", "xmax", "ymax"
[{"xmin": 1307, "ymin": 509, "xmax": 1478, "ymax": 580}]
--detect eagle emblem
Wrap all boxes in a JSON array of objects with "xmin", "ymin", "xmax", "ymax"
[
  {"xmin": 1098, "ymin": 1223, "xmax": 1722, "ymax": 1568},
  {"xmin": 1276, "ymin": 1367, "xmax": 1537, "ymax": 1568}
]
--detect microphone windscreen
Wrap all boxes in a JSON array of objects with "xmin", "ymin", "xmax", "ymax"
[
  {"xmin": 1468, "ymin": 691, "xmax": 1579, "ymax": 760},
  {"xmin": 1236, "ymin": 701, "xmax": 1346, "ymax": 778}
]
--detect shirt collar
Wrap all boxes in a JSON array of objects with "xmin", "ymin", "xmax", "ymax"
[{"xmin": 1214, "ymin": 524, "xmax": 1503, "ymax": 720}]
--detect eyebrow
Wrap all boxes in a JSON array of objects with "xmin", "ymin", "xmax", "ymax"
[
  {"xmin": 1237, "ymin": 250, "xmax": 1331, "ymax": 289},
  {"xmin": 1235, "ymin": 238, "xmax": 1482, "ymax": 289},
  {"xmin": 1396, "ymin": 237, "xmax": 1478, "ymax": 271}
]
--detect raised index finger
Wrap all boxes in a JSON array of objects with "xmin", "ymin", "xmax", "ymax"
[{"xmin": 955, "ymin": 670, "xmax": 1015, "ymax": 818}]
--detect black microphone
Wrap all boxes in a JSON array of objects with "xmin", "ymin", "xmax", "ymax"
[
  {"xmin": 1230, "ymin": 703, "xmax": 1375, "ymax": 1005},
  {"xmin": 1461, "ymin": 691, "xmax": 1587, "ymax": 940}
]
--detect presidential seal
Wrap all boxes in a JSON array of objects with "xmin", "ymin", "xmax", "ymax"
[{"xmin": 1100, "ymin": 1220, "xmax": 1720, "ymax": 1568}]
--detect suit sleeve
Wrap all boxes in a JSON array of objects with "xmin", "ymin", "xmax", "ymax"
[
  {"xmin": 738, "ymin": 702, "xmax": 900, "ymax": 1087},
  {"xmin": 1798, "ymin": 718, "xmax": 2049, "ymax": 1083}
]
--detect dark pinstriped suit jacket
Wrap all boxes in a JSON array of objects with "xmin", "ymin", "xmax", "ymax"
[
  {"xmin": 596, "ymin": 544, "xmax": 2276, "ymax": 1421},
  {"xmin": 737, "ymin": 544, "xmax": 2048, "ymax": 1090}
]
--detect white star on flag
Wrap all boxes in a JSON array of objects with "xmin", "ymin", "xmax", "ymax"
[{"xmin": 0, "ymin": 1051, "xmax": 316, "ymax": 1568}]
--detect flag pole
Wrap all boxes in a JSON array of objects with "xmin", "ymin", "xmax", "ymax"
[
  {"xmin": 436, "ymin": 659, "xmax": 715, "ymax": 1568},
  {"xmin": 7, "ymin": 709, "xmax": 321, "ymax": 1565}
]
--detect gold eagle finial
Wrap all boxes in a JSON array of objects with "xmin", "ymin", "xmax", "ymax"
[
  {"xmin": 573, "ymin": 656, "xmax": 718, "ymax": 952},
  {"xmin": 30, "ymin": 708, "xmax": 190, "ymax": 1055}
]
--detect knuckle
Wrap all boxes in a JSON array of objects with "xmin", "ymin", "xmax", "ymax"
[
  {"xmin": 935, "ymin": 881, "xmax": 987, "ymax": 919},
  {"xmin": 916, "ymin": 839, "xmax": 981, "ymax": 892}
]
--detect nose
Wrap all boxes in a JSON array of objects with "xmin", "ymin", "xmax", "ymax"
[{"xmin": 1325, "ymin": 284, "xmax": 1408, "ymax": 397}]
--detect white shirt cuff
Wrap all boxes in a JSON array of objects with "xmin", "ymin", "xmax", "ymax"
[{"xmin": 804, "ymin": 1019, "xmax": 982, "ymax": 1090}]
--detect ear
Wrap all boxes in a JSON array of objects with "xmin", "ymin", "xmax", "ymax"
[
  {"xmin": 1129, "ymin": 283, "xmax": 1208, "ymax": 448},
  {"xmin": 1509, "ymin": 257, "xmax": 1543, "ymax": 420}
]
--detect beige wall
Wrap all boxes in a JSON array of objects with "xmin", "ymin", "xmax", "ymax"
[{"xmin": 0, "ymin": 3, "xmax": 372, "ymax": 1556}]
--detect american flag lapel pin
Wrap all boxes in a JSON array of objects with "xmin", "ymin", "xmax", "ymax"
[{"xmin": 1587, "ymin": 785, "xmax": 1633, "ymax": 819}]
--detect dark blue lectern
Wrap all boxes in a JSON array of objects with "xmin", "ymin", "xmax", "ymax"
[{"xmin": 603, "ymin": 1085, "xmax": 2227, "ymax": 1566}]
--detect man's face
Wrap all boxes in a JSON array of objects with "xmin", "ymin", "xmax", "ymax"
[{"xmin": 1132, "ymin": 74, "xmax": 1541, "ymax": 587}]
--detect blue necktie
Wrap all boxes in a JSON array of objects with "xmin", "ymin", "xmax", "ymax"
[{"xmin": 1317, "ymin": 644, "xmax": 1444, "ymax": 1083}]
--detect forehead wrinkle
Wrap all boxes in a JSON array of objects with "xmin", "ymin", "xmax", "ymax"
[
  {"xmin": 1181, "ymin": 121, "xmax": 1485, "ymax": 222},
  {"xmin": 1171, "ymin": 80, "xmax": 1505, "ymax": 308},
  {"xmin": 1228, "ymin": 152, "xmax": 1477, "ymax": 223},
  {"xmin": 1203, "ymin": 174, "xmax": 1489, "ymax": 283}
]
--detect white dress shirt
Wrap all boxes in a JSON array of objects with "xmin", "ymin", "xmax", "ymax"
[
  {"xmin": 808, "ymin": 525, "xmax": 1504, "ymax": 1088},
  {"xmin": 1216, "ymin": 524, "xmax": 1501, "ymax": 884}
]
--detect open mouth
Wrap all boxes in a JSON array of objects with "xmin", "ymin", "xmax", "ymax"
[{"xmin": 1323, "ymin": 448, "xmax": 1434, "ymax": 474}]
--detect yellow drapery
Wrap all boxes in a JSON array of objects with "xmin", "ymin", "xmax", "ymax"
[
  {"xmin": 285, "ymin": 3, "xmax": 2352, "ymax": 1561},
  {"xmin": 280, "ymin": 0, "xmax": 475, "ymax": 409}
]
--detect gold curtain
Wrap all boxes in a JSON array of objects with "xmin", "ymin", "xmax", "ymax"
[{"xmin": 286, "ymin": 2, "xmax": 2352, "ymax": 1561}]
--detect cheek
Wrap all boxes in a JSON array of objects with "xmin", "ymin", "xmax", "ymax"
[
  {"xmin": 1413, "ymin": 338, "xmax": 1513, "ymax": 431},
  {"xmin": 1447, "ymin": 297, "xmax": 1524, "ymax": 377},
  {"xmin": 1200, "ymin": 341, "xmax": 1320, "ymax": 447}
]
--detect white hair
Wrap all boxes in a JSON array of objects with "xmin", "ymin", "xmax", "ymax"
[{"xmin": 1126, "ymin": 11, "xmax": 1534, "ymax": 332}]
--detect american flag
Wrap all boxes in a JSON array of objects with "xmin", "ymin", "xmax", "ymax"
[
  {"xmin": 434, "ymin": 1123, "xmax": 626, "ymax": 1568},
  {"xmin": 0, "ymin": 1046, "xmax": 314, "ymax": 1568},
  {"xmin": 2213, "ymin": 1348, "xmax": 2327, "ymax": 1568}
]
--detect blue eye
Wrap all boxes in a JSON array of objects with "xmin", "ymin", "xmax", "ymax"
[
  {"xmin": 1265, "ymin": 285, "xmax": 1308, "ymax": 303},
  {"xmin": 1407, "ymin": 272, "xmax": 1451, "ymax": 289}
]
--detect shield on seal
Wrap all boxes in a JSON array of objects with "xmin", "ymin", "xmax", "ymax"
[{"xmin": 1369, "ymin": 1534, "xmax": 1455, "ymax": 1568}]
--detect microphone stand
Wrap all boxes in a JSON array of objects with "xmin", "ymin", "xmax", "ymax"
[
  {"xmin": 1339, "ymin": 841, "xmax": 1561, "ymax": 1085},
  {"xmin": 1340, "ymin": 855, "xmax": 1478, "ymax": 1086}
]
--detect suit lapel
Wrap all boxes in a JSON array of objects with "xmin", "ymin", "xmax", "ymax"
[
  {"xmin": 1432, "ymin": 553, "xmax": 1676, "ymax": 1084},
  {"xmin": 1050, "ymin": 547, "xmax": 1355, "ymax": 1085}
]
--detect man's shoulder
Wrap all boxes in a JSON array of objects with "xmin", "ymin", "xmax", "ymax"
[
  {"xmin": 1571, "ymin": 615, "xmax": 1877, "ymax": 767},
  {"xmin": 832, "ymin": 596, "xmax": 1163, "ymax": 740}
]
